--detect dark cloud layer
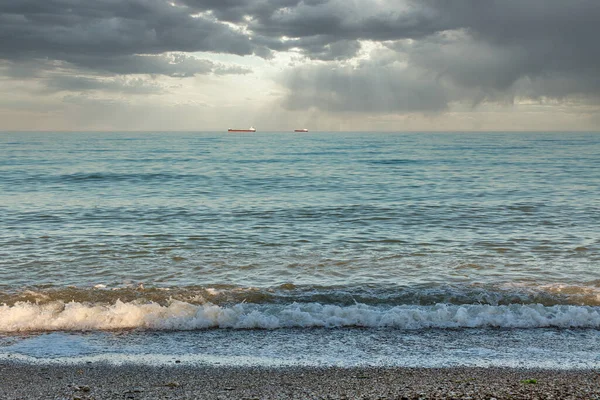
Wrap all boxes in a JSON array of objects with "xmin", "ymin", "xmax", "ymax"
[
  {"xmin": 0, "ymin": 0, "xmax": 255, "ymax": 83},
  {"xmin": 274, "ymin": 0, "xmax": 600, "ymax": 112},
  {"xmin": 0, "ymin": 0, "xmax": 254, "ymax": 58},
  {"xmin": 1, "ymin": 0, "xmax": 599, "ymax": 113}
]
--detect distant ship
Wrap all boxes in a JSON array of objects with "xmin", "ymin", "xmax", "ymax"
[
  {"xmin": 294, "ymin": 129, "xmax": 308, "ymax": 132},
  {"xmin": 228, "ymin": 127, "xmax": 256, "ymax": 132}
]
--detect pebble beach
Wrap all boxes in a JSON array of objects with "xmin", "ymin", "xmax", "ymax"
[{"xmin": 1, "ymin": 364, "xmax": 599, "ymax": 399}]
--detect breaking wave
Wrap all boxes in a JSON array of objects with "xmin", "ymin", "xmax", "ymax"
[
  {"xmin": 1, "ymin": 301, "xmax": 599, "ymax": 332},
  {"xmin": 2, "ymin": 282, "xmax": 600, "ymax": 307}
]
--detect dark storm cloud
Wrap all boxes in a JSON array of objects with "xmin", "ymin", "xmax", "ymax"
[
  {"xmin": 0, "ymin": 0, "xmax": 254, "ymax": 58},
  {"xmin": 246, "ymin": 2, "xmax": 440, "ymax": 42},
  {"xmin": 0, "ymin": 0, "xmax": 437, "ymax": 63},
  {"xmin": 1, "ymin": 0, "xmax": 599, "ymax": 108},
  {"xmin": 179, "ymin": 0, "xmax": 600, "ymax": 108},
  {"xmin": 179, "ymin": 0, "xmax": 600, "ymax": 71},
  {"xmin": 2, "ymin": 0, "xmax": 598, "ymax": 69},
  {"xmin": 181, "ymin": 0, "xmax": 445, "ymax": 59},
  {"xmin": 413, "ymin": 1, "xmax": 600, "ymax": 93},
  {"xmin": 272, "ymin": 0, "xmax": 600, "ymax": 112},
  {"xmin": 0, "ymin": 0, "xmax": 255, "ymax": 80}
]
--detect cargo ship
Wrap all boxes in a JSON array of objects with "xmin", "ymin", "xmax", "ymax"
[
  {"xmin": 294, "ymin": 128, "xmax": 308, "ymax": 132},
  {"xmin": 228, "ymin": 127, "xmax": 256, "ymax": 132}
]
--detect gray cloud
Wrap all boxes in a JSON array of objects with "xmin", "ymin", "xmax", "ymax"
[
  {"xmin": 281, "ymin": 56, "xmax": 449, "ymax": 113},
  {"xmin": 0, "ymin": 0, "xmax": 255, "ymax": 81},
  {"xmin": 0, "ymin": 0, "xmax": 254, "ymax": 58},
  {"xmin": 43, "ymin": 75, "xmax": 165, "ymax": 95},
  {"xmin": 173, "ymin": 0, "xmax": 447, "ymax": 59},
  {"xmin": 415, "ymin": 1, "xmax": 600, "ymax": 93},
  {"xmin": 182, "ymin": 0, "xmax": 600, "ymax": 104},
  {"xmin": 1, "ymin": 0, "xmax": 599, "ymax": 115},
  {"xmin": 285, "ymin": 38, "xmax": 362, "ymax": 61},
  {"xmin": 246, "ymin": 1, "xmax": 440, "ymax": 41},
  {"xmin": 0, "ymin": 53, "xmax": 250, "ymax": 95},
  {"xmin": 273, "ymin": 0, "xmax": 600, "ymax": 112},
  {"xmin": 181, "ymin": 0, "xmax": 310, "ymax": 23},
  {"xmin": 62, "ymin": 53, "xmax": 251, "ymax": 77},
  {"xmin": 6, "ymin": 0, "xmax": 598, "ymax": 72}
]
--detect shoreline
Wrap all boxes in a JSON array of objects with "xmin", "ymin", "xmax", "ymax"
[{"xmin": 1, "ymin": 363, "xmax": 599, "ymax": 399}]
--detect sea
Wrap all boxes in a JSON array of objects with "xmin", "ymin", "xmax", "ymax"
[{"xmin": 0, "ymin": 131, "xmax": 599, "ymax": 368}]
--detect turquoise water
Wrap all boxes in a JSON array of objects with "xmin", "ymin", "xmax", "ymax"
[{"xmin": 1, "ymin": 131, "xmax": 599, "ymax": 366}]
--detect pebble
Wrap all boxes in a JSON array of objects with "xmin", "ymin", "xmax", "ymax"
[{"xmin": 2, "ymin": 364, "xmax": 600, "ymax": 399}]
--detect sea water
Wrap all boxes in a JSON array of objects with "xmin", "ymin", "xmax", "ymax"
[{"xmin": 1, "ymin": 131, "xmax": 599, "ymax": 368}]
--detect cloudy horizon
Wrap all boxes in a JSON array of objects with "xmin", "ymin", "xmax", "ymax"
[{"xmin": 1, "ymin": 0, "xmax": 599, "ymax": 131}]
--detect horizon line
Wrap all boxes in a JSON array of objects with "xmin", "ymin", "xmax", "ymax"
[{"xmin": 2, "ymin": 130, "xmax": 600, "ymax": 134}]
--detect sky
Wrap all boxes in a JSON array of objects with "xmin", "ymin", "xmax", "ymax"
[{"xmin": 1, "ymin": 0, "xmax": 599, "ymax": 131}]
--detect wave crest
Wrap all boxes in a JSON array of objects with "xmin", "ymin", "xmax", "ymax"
[{"xmin": 1, "ymin": 301, "xmax": 599, "ymax": 332}]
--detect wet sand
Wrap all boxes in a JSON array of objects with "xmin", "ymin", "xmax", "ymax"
[{"xmin": 1, "ymin": 363, "xmax": 599, "ymax": 399}]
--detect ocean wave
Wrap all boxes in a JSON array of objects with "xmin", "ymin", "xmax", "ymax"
[
  {"xmin": 14, "ymin": 172, "xmax": 209, "ymax": 185},
  {"xmin": 2, "ymin": 283, "xmax": 600, "ymax": 308},
  {"xmin": 1, "ymin": 301, "xmax": 599, "ymax": 332}
]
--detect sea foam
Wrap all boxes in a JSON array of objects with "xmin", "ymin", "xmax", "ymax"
[{"xmin": 1, "ymin": 301, "xmax": 599, "ymax": 332}]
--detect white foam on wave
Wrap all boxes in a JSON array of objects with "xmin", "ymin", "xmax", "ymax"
[{"xmin": 1, "ymin": 301, "xmax": 599, "ymax": 332}]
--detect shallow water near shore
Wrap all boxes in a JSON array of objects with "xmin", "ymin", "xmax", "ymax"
[
  {"xmin": 2, "ymin": 328, "xmax": 600, "ymax": 369},
  {"xmin": 1, "ymin": 131, "xmax": 599, "ymax": 366}
]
